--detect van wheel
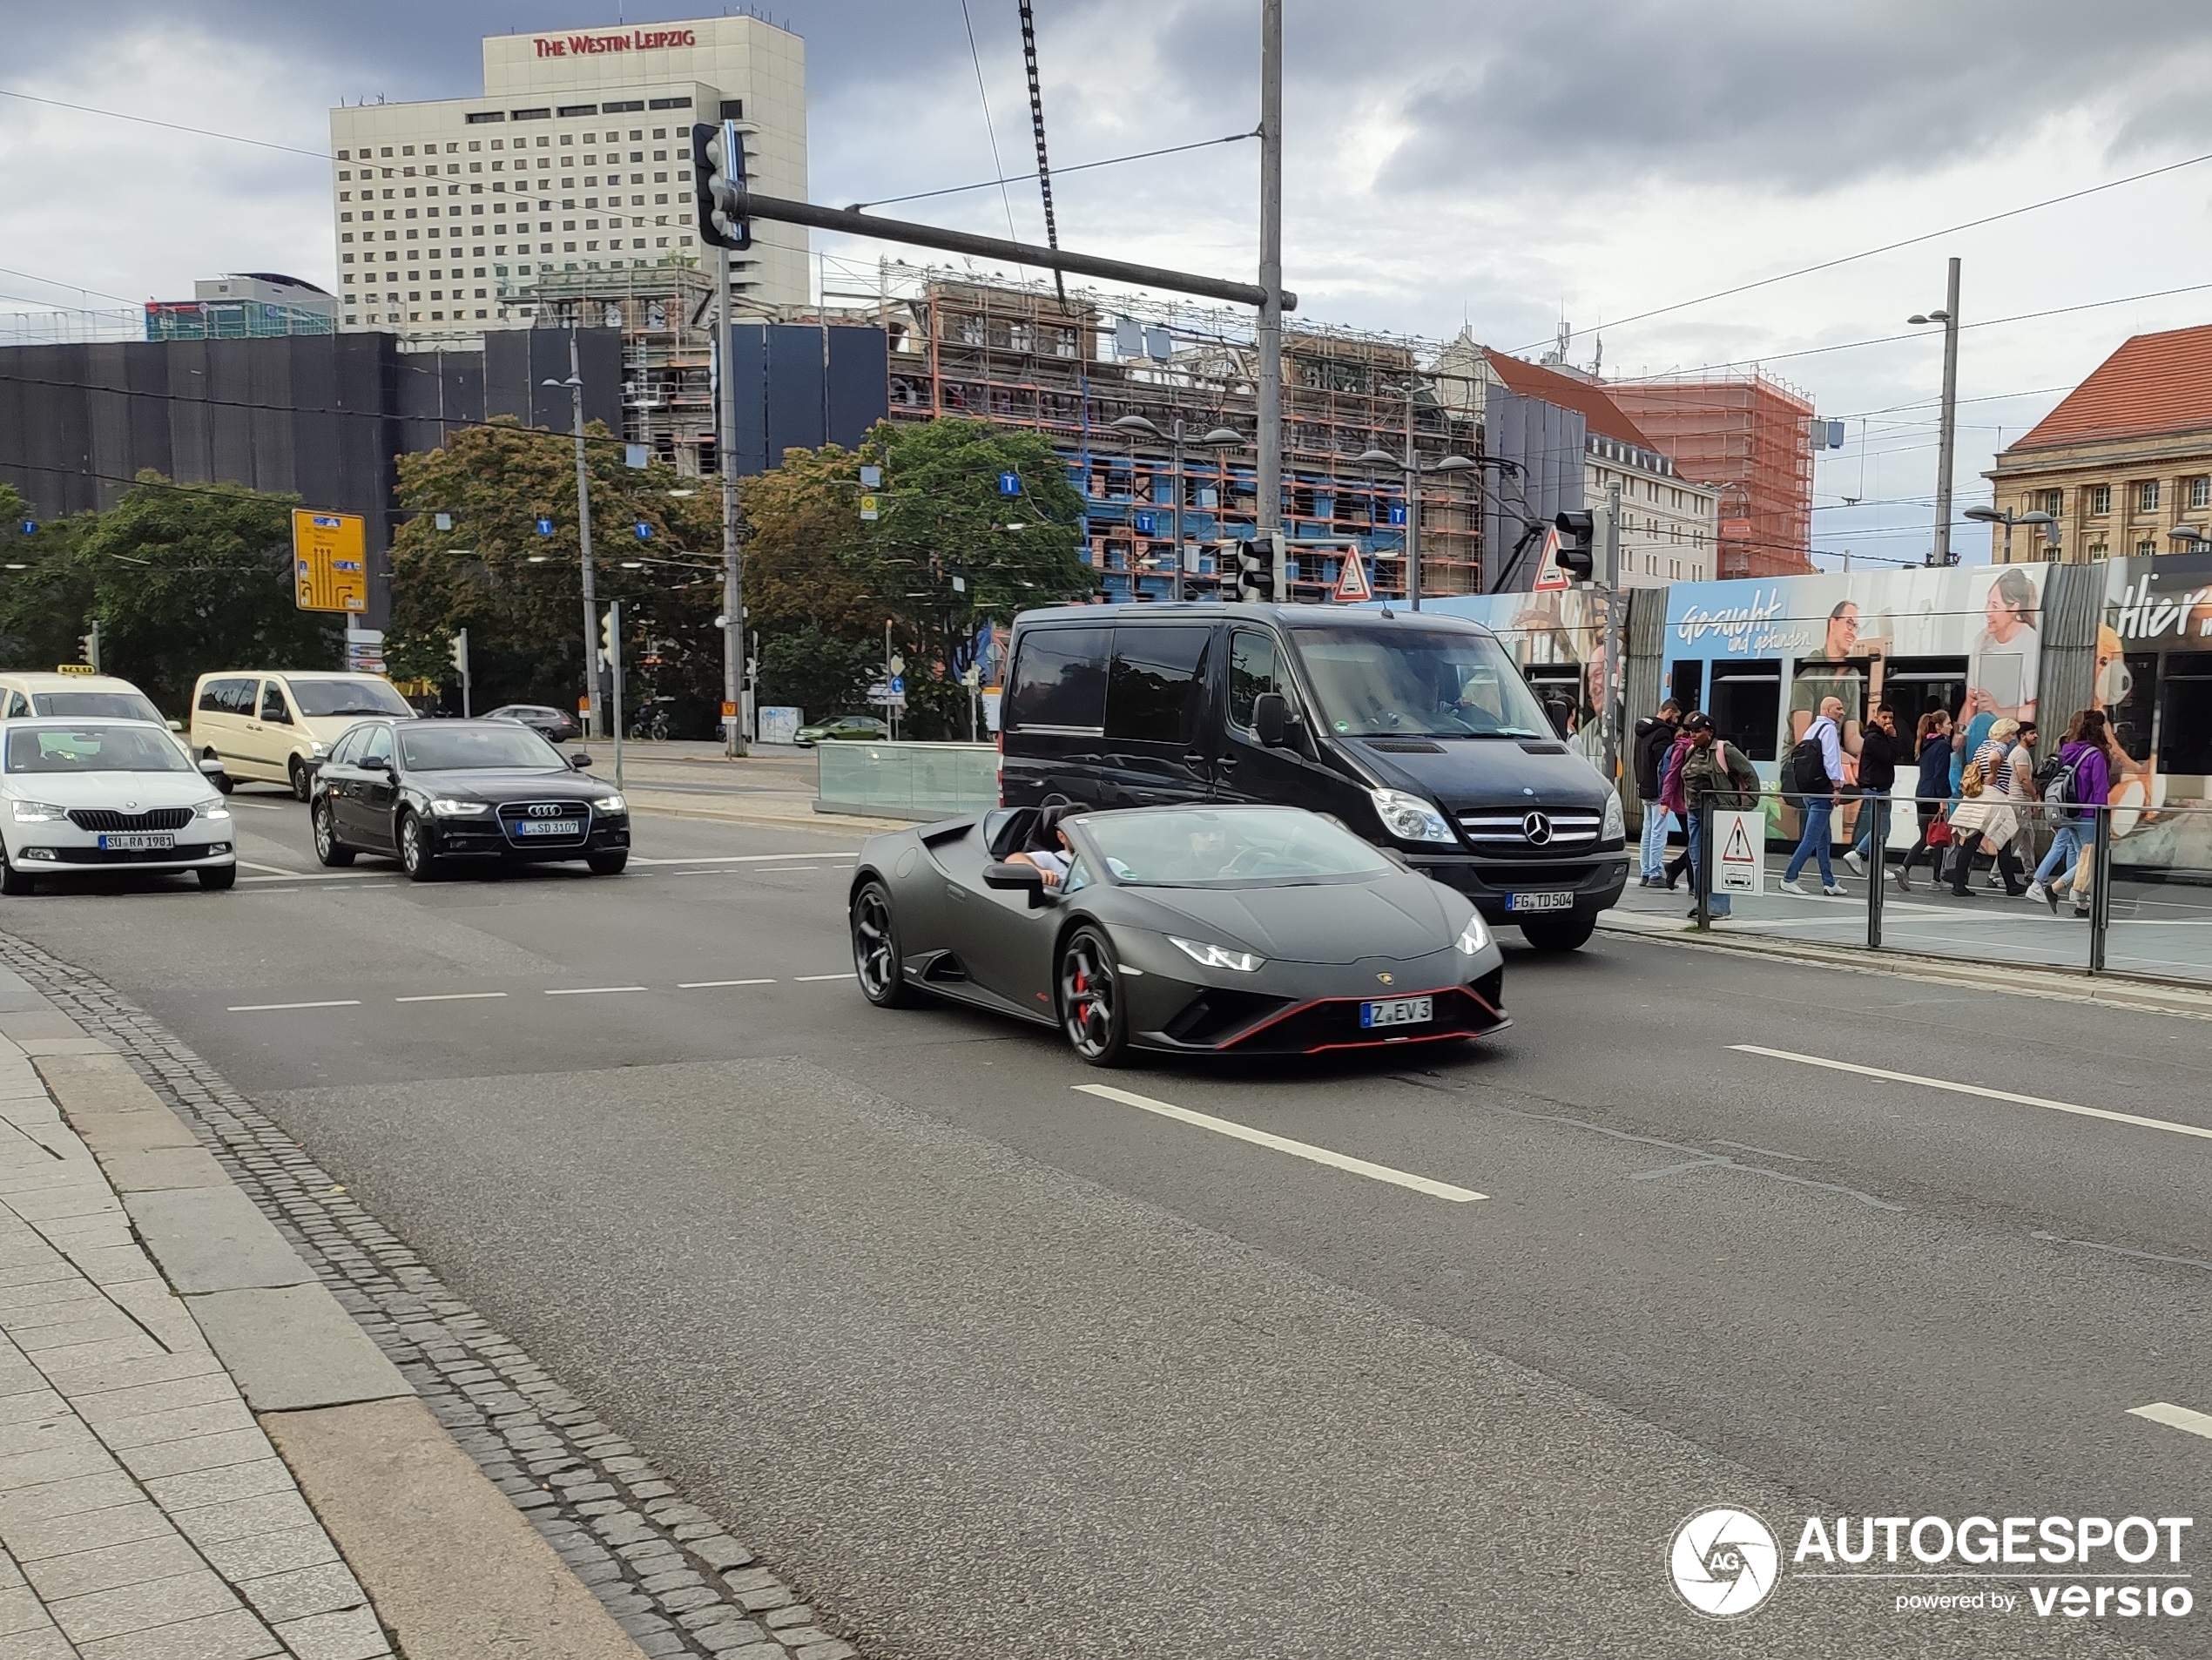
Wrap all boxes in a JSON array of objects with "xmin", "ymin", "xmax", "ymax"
[
  {"xmin": 1520, "ymin": 915, "xmax": 1595, "ymax": 953},
  {"xmin": 205, "ymin": 751, "xmax": 233, "ymax": 794},
  {"xmin": 288, "ymin": 757, "xmax": 313, "ymax": 801}
]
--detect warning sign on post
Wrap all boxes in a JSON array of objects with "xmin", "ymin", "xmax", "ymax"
[
  {"xmin": 1532, "ymin": 525, "xmax": 1570, "ymax": 592},
  {"xmin": 1715, "ymin": 808, "xmax": 1764, "ymax": 894},
  {"xmin": 1332, "ymin": 548, "xmax": 1372, "ymax": 603}
]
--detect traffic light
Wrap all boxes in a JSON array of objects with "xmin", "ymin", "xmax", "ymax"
[
  {"xmin": 78, "ymin": 629, "xmax": 100, "ymax": 672},
  {"xmin": 691, "ymin": 121, "xmax": 751, "ymax": 251},
  {"xmin": 1232, "ymin": 539, "xmax": 1274, "ymax": 602},
  {"xmin": 599, "ymin": 610, "xmax": 618, "ymax": 664},
  {"xmin": 1553, "ymin": 510, "xmax": 1596, "ymax": 582},
  {"xmin": 448, "ymin": 628, "xmax": 469, "ymax": 674}
]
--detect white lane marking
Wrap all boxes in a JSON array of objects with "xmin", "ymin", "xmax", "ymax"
[
  {"xmin": 630, "ymin": 853, "xmax": 856, "ymax": 867},
  {"xmin": 395, "ymin": 992, "xmax": 509, "ymax": 1003},
  {"xmin": 544, "ymin": 985, "xmax": 649, "ymax": 996},
  {"xmin": 752, "ymin": 866, "xmax": 821, "ymax": 874},
  {"xmin": 228, "ymin": 1000, "xmax": 361, "ymax": 1012},
  {"xmin": 1733, "ymin": 1044, "xmax": 2212, "ymax": 1144},
  {"xmin": 1073, "ymin": 1083, "xmax": 1487, "ymax": 1203},
  {"xmin": 226, "ymin": 801, "xmax": 287, "ymax": 812},
  {"xmin": 792, "ymin": 972, "xmax": 854, "ymax": 982},
  {"xmin": 677, "ymin": 978, "xmax": 776, "ymax": 989},
  {"xmin": 2130, "ymin": 1402, "xmax": 2212, "ymax": 1441}
]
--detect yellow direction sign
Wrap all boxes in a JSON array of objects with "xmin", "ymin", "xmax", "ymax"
[{"xmin": 292, "ymin": 509, "xmax": 368, "ymax": 613}]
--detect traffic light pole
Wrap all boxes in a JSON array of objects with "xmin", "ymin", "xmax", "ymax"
[
  {"xmin": 1258, "ymin": 0, "xmax": 1285, "ymax": 599},
  {"xmin": 565, "ymin": 334, "xmax": 604, "ymax": 740},
  {"xmin": 718, "ymin": 243, "xmax": 748, "ymax": 757},
  {"xmin": 607, "ymin": 600, "xmax": 625, "ymax": 791}
]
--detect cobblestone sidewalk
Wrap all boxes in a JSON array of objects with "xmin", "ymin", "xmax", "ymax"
[{"xmin": 0, "ymin": 1030, "xmax": 388, "ymax": 1660}]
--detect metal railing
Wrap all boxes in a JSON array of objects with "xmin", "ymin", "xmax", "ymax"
[{"xmin": 1625, "ymin": 790, "xmax": 2212, "ymax": 988}]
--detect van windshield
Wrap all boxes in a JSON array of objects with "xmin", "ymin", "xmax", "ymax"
[
  {"xmin": 1287, "ymin": 625, "xmax": 1554, "ymax": 739},
  {"xmin": 287, "ymin": 679, "xmax": 414, "ymax": 718}
]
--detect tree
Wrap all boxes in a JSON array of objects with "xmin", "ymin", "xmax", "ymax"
[
  {"xmin": 388, "ymin": 419, "xmax": 726, "ymax": 726},
  {"xmin": 0, "ymin": 490, "xmax": 98, "ymax": 676},
  {"xmin": 755, "ymin": 625, "xmax": 877, "ymax": 721}
]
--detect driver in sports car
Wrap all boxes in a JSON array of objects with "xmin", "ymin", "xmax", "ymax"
[{"xmin": 1008, "ymin": 800, "xmax": 1081, "ymax": 887}]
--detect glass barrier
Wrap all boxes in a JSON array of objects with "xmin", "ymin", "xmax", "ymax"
[
  {"xmin": 815, "ymin": 742, "xmax": 998, "ymax": 820},
  {"xmin": 2102, "ymin": 802, "xmax": 2212, "ymax": 983}
]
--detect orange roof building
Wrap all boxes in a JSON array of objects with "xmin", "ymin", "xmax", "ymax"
[
  {"xmin": 1988, "ymin": 324, "xmax": 2212, "ymax": 563},
  {"xmin": 1607, "ymin": 373, "xmax": 1817, "ymax": 581}
]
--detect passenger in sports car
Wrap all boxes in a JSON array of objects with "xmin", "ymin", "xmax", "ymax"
[{"xmin": 1007, "ymin": 799, "xmax": 1080, "ymax": 887}]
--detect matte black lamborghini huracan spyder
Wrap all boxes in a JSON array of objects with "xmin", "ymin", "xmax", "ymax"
[{"xmin": 848, "ymin": 803, "xmax": 1508, "ymax": 1065}]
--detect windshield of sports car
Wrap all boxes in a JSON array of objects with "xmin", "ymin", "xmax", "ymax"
[
  {"xmin": 30, "ymin": 691, "xmax": 165, "ymax": 722},
  {"xmin": 1079, "ymin": 808, "xmax": 1393, "ymax": 887},
  {"xmin": 5, "ymin": 725, "xmax": 192, "ymax": 773},
  {"xmin": 287, "ymin": 678, "xmax": 415, "ymax": 718},
  {"xmin": 1288, "ymin": 624, "xmax": 1554, "ymax": 739},
  {"xmin": 398, "ymin": 725, "xmax": 567, "ymax": 772}
]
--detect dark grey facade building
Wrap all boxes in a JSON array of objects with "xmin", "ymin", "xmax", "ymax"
[
  {"xmin": 725, "ymin": 322, "xmax": 891, "ymax": 477},
  {"xmin": 1481, "ymin": 387, "xmax": 1588, "ymax": 592}
]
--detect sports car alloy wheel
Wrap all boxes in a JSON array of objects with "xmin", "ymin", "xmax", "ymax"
[
  {"xmin": 851, "ymin": 881, "xmax": 911, "ymax": 1008},
  {"xmin": 1058, "ymin": 927, "xmax": 1128, "ymax": 1066}
]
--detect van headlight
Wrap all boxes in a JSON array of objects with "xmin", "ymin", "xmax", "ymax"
[
  {"xmin": 1170, "ymin": 936, "xmax": 1265, "ymax": 973},
  {"xmin": 308, "ymin": 741, "xmax": 329, "ymax": 758},
  {"xmin": 10, "ymin": 800, "xmax": 67, "ymax": 824},
  {"xmin": 1456, "ymin": 914, "xmax": 1491, "ymax": 955},
  {"xmin": 1370, "ymin": 787, "xmax": 1455, "ymax": 844},
  {"xmin": 1602, "ymin": 793, "xmax": 1625, "ymax": 841}
]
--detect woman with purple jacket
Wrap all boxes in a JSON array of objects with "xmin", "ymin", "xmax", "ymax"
[
  {"xmin": 1657, "ymin": 725, "xmax": 1697, "ymax": 889},
  {"xmin": 2027, "ymin": 709, "xmax": 2114, "ymax": 917}
]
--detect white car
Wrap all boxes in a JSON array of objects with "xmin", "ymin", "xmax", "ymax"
[{"xmin": 0, "ymin": 719, "xmax": 238, "ymax": 895}]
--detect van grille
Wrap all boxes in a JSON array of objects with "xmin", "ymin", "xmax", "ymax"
[{"xmin": 1458, "ymin": 807, "xmax": 1602, "ymax": 854}]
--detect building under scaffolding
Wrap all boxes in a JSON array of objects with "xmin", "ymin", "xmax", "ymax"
[
  {"xmin": 855, "ymin": 264, "xmax": 1487, "ymax": 601},
  {"xmin": 528, "ymin": 263, "xmax": 721, "ymax": 474},
  {"xmin": 1608, "ymin": 371, "xmax": 1816, "ymax": 581}
]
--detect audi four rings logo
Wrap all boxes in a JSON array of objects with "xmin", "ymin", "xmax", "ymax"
[
  {"xmin": 1522, "ymin": 810, "xmax": 1553, "ymax": 845},
  {"xmin": 528, "ymin": 804, "xmax": 564, "ymax": 817},
  {"xmin": 1669, "ymin": 1507, "xmax": 1781, "ymax": 1618}
]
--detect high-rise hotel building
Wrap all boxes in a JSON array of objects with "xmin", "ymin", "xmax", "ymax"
[{"xmin": 327, "ymin": 16, "xmax": 806, "ymax": 338}]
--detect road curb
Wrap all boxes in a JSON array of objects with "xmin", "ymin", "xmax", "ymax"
[
  {"xmin": 623, "ymin": 793, "xmax": 893, "ymax": 834},
  {"xmin": 1597, "ymin": 911, "xmax": 2212, "ymax": 1021},
  {"xmin": 32, "ymin": 1043, "xmax": 655, "ymax": 1660}
]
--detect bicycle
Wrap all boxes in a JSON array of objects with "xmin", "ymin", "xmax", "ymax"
[{"xmin": 629, "ymin": 707, "xmax": 671, "ymax": 742}]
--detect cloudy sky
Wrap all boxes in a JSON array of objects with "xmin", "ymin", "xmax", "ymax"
[{"xmin": 8, "ymin": 1, "xmax": 2212, "ymax": 567}]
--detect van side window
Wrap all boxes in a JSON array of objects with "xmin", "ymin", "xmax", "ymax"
[
  {"xmin": 259, "ymin": 684, "xmax": 292, "ymax": 723},
  {"xmin": 1228, "ymin": 631, "xmax": 1280, "ymax": 731},
  {"xmin": 1106, "ymin": 626, "xmax": 1208, "ymax": 743},
  {"xmin": 200, "ymin": 678, "xmax": 246, "ymax": 714},
  {"xmin": 1005, "ymin": 627, "xmax": 1109, "ymax": 731},
  {"xmin": 223, "ymin": 678, "xmax": 257, "ymax": 716},
  {"xmin": 5, "ymin": 692, "xmax": 28, "ymax": 718}
]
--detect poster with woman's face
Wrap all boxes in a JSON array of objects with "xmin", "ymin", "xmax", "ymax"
[{"xmin": 1965, "ymin": 566, "xmax": 2041, "ymax": 724}]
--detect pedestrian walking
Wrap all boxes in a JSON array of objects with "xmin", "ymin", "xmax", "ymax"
[
  {"xmin": 1780, "ymin": 696, "xmax": 1848, "ymax": 895},
  {"xmin": 2027, "ymin": 708, "xmax": 2114, "ymax": 916},
  {"xmin": 1945, "ymin": 718, "xmax": 2027, "ymax": 896},
  {"xmin": 1678, "ymin": 712, "xmax": 1760, "ymax": 919},
  {"xmin": 1895, "ymin": 709, "xmax": 1954, "ymax": 890},
  {"xmin": 1658, "ymin": 724, "xmax": 1696, "ymax": 889},
  {"xmin": 1843, "ymin": 705, "xmax": 1898, "ymax": 878},
  {"xmin": 1632, "ymin": 698, "xmax": 1683, "ymax": 886},
  {"xmin": 2003, "ymin": 718, "xmax": 2042, "ymax": 883}
]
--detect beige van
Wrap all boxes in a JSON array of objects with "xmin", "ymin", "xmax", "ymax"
[
  {"xmin": 190, "ymin": 671, "xmax": 415, "ymax": 800},
  {"xmin": 0, "ymin": 671, "xmax": 169, "ymax": 726}
]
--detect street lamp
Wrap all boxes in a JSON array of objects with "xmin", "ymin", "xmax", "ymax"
[
  {"xmin": 1909, "ymin": 257, "xmax": 1962, "ymax": 566},
  {"xmin": 1965, "ymin": 503, "xmax": 2059, "ymax": 563},
  {"xmin": 1353, "ymin": 443, "xmax": 1477, "ymax": 611},
  {"xmin": 2168, "ymin": 525, "xmax": 2209, "ymax": 550},
  {"xmin": 1110, "ymin": 414, "xmax": 1244, "ymax": 602},
  {"xmin": 542, "ymin": 338, "xmax": 602, "ymax": 736}
]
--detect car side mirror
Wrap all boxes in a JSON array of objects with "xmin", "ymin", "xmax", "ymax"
[
  {"xmin": 982, "ymin": 860, "xmax": 1052, "ymax": 907},
  {"xmin": 1252, "ymin": 692, "xmax": 1288, "ymax": 748},
  {"xmin": 197, "ymin": 757, "xmax": 226, "ymax": 778},
  {"xmin": 169, "ymin": 720, "xmax": 185, "ymax": 733},
  {"xmin": 570, "ymin": 752, "xmax": 592, "ymax": 770},
  {"xmin": 361, "ymin": 755, "xmax": 391, "ymax": 773}
]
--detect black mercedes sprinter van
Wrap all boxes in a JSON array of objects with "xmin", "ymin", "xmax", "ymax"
[{"xmin": 997, "ymin": 604, "xmax": 1628, "ymax": 951}]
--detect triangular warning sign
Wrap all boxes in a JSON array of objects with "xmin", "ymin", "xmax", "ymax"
[
  {"xmin": 1333, "ymin": 547, "xmax": 1373, "ymax": 602},
  {"xmin": 1532, "ymin": 525, "xmax": 1570, "ymax": 591},
  {"xmin": 1722, "ymin": 817, "xmax": 1756, "ymax": 864}
]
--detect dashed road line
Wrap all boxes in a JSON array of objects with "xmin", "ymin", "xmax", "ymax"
[
  {"xmin": 2129, "ymin": 1402, "xmax": 2212, "ymax": 1441},
  {"xmin": 678, "ymin": 978, "xmax": 776, "ymax": 989},
  {"xmin": 630, "ymin": 853, "xmax": 856, "ymax": 867},
  {"xmin": 543, "ymin": 985, "xmax": 649, "ymax": 996},
  {"xmin": 1074, "ymin": 1083, "xmax": 1488, "ymax": 1203},
  {"xmin": 395, "ymin": 992, "xmax": 509, "ymax": 1003},
  {"xmin": 228, "ymin": 999, "xmax": 361, "ymax": 1013},
  {"xmin": 792, "ymin": 973, "xmax": 854, "ymax": 982},
  {"xmin": 1734, "ymin": 1044, "xmax": 2212, "ymax": 1144}
]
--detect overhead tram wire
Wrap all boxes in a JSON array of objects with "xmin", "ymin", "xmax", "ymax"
[
  {"xmin": 957, "ymin": 0, "xmax": 1022, "ymax": 248},
  {"xmin": 846, "ymin": 132, "xmax": 1255, "ymax": 213},
  {"xmin": 1514, "ymin": 141, "xmax": 2212, "ymax": 358},
  {"xmin": 1016, "ymin": 0, "xmax": 1066, "ymax": 304},
  {"xmin": 0, "ymin": 87, "xmax": 328, "ymax": 159}
]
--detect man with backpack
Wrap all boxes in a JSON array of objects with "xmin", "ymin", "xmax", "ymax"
[
  {"xmin": 1678, "ymin": 712, "xmax": 1761, "ymax": 918},
  {"xmin": 1780, "ymin": 695, "xmax": 1848, "ymax": 896}
]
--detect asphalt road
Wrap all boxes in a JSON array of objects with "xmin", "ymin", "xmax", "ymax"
[{"xmin": 3, "ymin": 780, "xmax": 2207, "ymax": 1658}]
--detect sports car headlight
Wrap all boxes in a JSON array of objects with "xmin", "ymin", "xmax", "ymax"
[
  {"xmin": 1602, "ymin": 792, "xmax": 1625, "ymax": 841},
  {"xmin": 10, "ymin": 800, "xmax": 67, "ymax": 823},
  {"xmin": 592, "ymin": 793, "xmax": 626, "ymax": 813},
  {"xmin": 193, "ymin": 800, "xmax": 232, "ymax": 820},
  {"xmin": 428, "ymin": 798, "xmax": 492, "ymax": 817},
  {"xmin": 1456, "ymin": 914, "xmax": 1491, "ymax": 955},
  {"xmin": 1370, "ymin": 786, "xmax": 1455, "ymax": 844},
  {"xmin": 1169, "ymin": 936, "xmax": 1265, "ymax": 974}
]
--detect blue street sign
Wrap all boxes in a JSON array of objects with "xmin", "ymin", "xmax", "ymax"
[
  {"xmin": 1387, "ymin": 503, "xmax": 1408, "ymax": 526},
  {"xmin": 536, "ymin": 516, "xmax": 553, "ymax": 536},
  {"xmin": 1133, "ymin": 509, "xmax": 1157, "ymax": 536},
  {"xmin": 999, "ymin": 471, "xmax": 1021, "ymax": 496},
  {"xmin": 635, "ymin": 522, "xmax": 652, "ymax": 540},
  {"xmin": 17, "ymin": 520, "xmax": 34, "ymax": 536},
  {"xmin": 888, "ymin": 674, "xmax": 906, "ymax": 696}
]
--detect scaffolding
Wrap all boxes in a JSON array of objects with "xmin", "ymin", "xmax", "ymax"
[
  {"xmin": 1607, "ymin": 370, "xmax": 1816, "ymax": 581},
  {"xmin": 530, "ymin": 264, "xmax": 719, "ymax": 474},
  {"xmin": 846, "ymin": 260, "xmax": 1487, "ymax": 600}
]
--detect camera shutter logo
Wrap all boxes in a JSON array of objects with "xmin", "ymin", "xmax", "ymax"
[{"xmin": 1668, "ymin": 1506, "xmax": 1780, "ymax": 1618}]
